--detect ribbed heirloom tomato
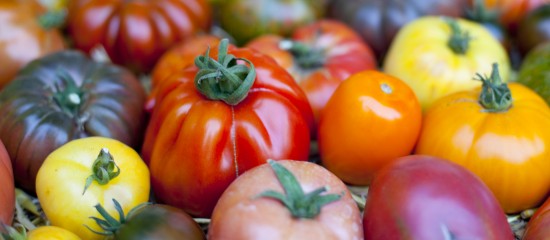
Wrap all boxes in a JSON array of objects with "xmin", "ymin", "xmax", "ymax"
[
  {"xmin": 142, "ymin": 39, "xmax": 313, "ymax": 217},
  {"xmin": 246, "ymin": 20, "xmax": 377, "ymax": 133},
  {"xmin": 318, "ymin": 70, "xmax": 422, "ymax": 185},
  {"xmin": 416, "ymin": 64, "xmax": 550, "ymax": 213},
  {"xmin": 67, "ymin": 0, "xmax": 212, "ymax": 73}
]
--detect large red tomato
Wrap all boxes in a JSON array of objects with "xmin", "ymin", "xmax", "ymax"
[
  {"xmin": 363, "ymin": 155, "xmax": 514, "ymax": 239},
  {"xmin": 0, "ymin": 139, "xmax": 14, "ymax": 225},
  {"xmin": 67, "ymin": 0, "xmax": 212, "ymax": 73},
  {"xmin": 318, "ymin": 70, "xmax": 422, "ymax": 185},
  {"xmin": 0, "ymin": 0, "xmax": 65, "ymax": 89},
  {"xmin": 209, "ymin": 160, "xmax": 362, "ymax": 239},
  {"xmin": 142, "ymin": 39, "xmax": 314, "ymax": 217},
  {"xmin": 523, "ymin": 197, "xmax": 550, "ymax": 240},
  {"xmin": 246, "ymin": 20, "xmax": 377, "ymax": 132}
]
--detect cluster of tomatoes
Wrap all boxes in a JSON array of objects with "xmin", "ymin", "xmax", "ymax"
[{"xmin": 1, "ymin": 0, "xmax": 550, "ymax": 239}]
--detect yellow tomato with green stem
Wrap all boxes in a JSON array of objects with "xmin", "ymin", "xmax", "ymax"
[
  {"xmin": 416, "ymin": 63, "xmax": 550, "ymax": 214},
  {"xmin": 35, "ymin": 137, "xmax": 150, "ymax": 240},
  {"xmin": 383, "ymin": 16, "xmax": 510, "ymax": 111}
]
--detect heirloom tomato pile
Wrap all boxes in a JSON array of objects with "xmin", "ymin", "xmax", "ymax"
[{"xmin": 1, "ymin": 0, "xmax": 550, "ymax": 239}]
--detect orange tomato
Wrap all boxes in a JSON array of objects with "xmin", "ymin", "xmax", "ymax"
[
  {"xmin": 318, "ymin": 70, "xmax": 422, "ymax": 185},
  {"xmin": 416, "ymin": 64, "xmax": 550, "ymax": 213},
  {"xmin": 472, "ymin": 0, "xmax": 548, "ymax": 29}
]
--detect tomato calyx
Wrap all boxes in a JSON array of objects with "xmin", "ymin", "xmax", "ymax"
[
  {"xmin": 194, "ymin": 39, "xmax": 256, "ymax": 106},
  {"xmin": 38, "ymin": 9, "xmax": 67, "ymax": 30},
  {"xmin": 86, "ymin": 199, "xmax": 151, "ymax": 236},
  {"xmin": 82, "ymin": 148, "xmax": 120, "ymax": 195},
  {"xmin": 465, "ymin": 0, "xmax": 499, "ymax": 24},
  {"xmin": 476, "ymin": 63, "xmax": 512, "ymax": 112},
  {"xmin": 52, "ymin": 70, "xmax": 85, "ymax": 119},
  {"xmin": 279, "ymin": 39, "xmax": 326, "ymax": 70},
  {"xmin": 446, "ymin": 18, "xmax": 472, "ymax": 55},
  {"xmin": 256, "ymin": 160, "xmax": 343, "ymax": 219}
]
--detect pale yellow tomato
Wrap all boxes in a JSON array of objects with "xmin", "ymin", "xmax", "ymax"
[
  {"xmin": 383, "ymin": 16, "xmax": 510, "ymax": 111},
  {"xmin": 27, "ymin": 226, "xmax": 81, "ymax": 240}
]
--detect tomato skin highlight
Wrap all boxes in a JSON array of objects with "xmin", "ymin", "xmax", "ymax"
[
  {"xmin": 318, "ymin": 70, "xmax": 422, "ymax": 185},
  {"xmin": 363, "ymin": 155, "xmax": 514, "ymax": 240}
]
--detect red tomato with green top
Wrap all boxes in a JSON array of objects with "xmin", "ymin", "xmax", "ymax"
[{"xmin": 142, "ymin": 39, "xmax": 314, "ymax": 218}]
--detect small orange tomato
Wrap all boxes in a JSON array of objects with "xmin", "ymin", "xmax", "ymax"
[
  {"xmin": 318, "ymin": 70, "xmax": 422, "ymax": 185},
  {"xmin": 416, "ymin": 64, "xmax": 550, "ymax": 213}
]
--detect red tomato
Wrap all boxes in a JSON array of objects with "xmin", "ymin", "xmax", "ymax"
[
  {"xmin": 471, "ymin": 0, "xmax": 548, "ymax": 30},
  {"xmin": 246, "ymin": 20, "xmax": 377, "ymax": 133},
  {"xmin": 318, "ymin": 70, "xmax": 422, "ymax": 185},
  {"xmin": 67, "ymin": 0, "xmax": 212, "ymax": 73},
  {"xmin": 142, "ymin": 39, "xmax": 314, "ymax": 217},
  {"xmin": 523, "ymin": 197, "xmax": 550, "ymax": 240},
  {"xmin": 363, "ymin": 155, "xmax": 514, "ymax": 239},
  {"xmin": 0, "ymin": 139, "xmax": 14, "ymax": 225},
  {"xmin": 209, "ymin": 160, "xmax": 363, "ymax": 240}
]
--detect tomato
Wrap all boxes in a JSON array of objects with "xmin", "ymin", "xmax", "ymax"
[
  {"xmin": 318, "ymin": 70, "xmax": 422, "ymax": 185},
  {"xmin": 517, "ymin": 42, "xmax": 550, "ymax": 105},
  {"xmin": 328, "ymin": 0, "xmax": 468, "ymax": 60},
  {"xmin": 465, "ymin": 0, "xmax": 510, "ymax": 47},
  {"xmin": 516, "ymin": 4, "xmax": 550, "ymax": 56},
  {"xmin": 363, "ymin": 155, "xmax": 513, "ymax": 239},
  {"xmin": 0, "ymin": 0, "xmax": 65, "ymax": 89},
  {"xmin": 86, "ymin": 200, "xmax": 205, "ymax": 240},
  {"xmin": 142, "ymin": 39, "xmax": 313, "ymax": 217},
  {"xmin": 416, "ymin": 63, "xmax": 550, "ymax": 213},
  {"xmin": 209, "ymin": 160, "xmax": 362, "ymax": 239},
  {"xmin": 67, "ymin": 0, "xmax": 212, "ymax": 73},
  {"xmin": 214, "ymin": 0, "xmax": 327, "ymax": 45},
  {"xmin": 36, "ymin": 137, "xmax": 150, "ymax": 240},
  {"xmin": 246, "ymin": 20, "xmax": 377, "ymax": 134},
  {"xmin": 0, "ymin": 50, "xmax": 146, "ymax": 193},
  {"xmin": 27, "ymin": 226, "xmax": 82, "ymax": 240},
  {"xmin": 0, "ymin": 139, "xmax": 14, "ymax": 226},
  {"xmin": 383, "ymin": 16, "xmax": 510, "ymax": 111},
  {"xmin": 147, "ymin": 34, "xmax": 221, "ymax": 112},
  {"xmin": 523, "ymin": 197, "xmax": 550, "ymax": 240},
  {"xmin": 470, "ymin": 0, "xmax": 548, "ymax": 30}
]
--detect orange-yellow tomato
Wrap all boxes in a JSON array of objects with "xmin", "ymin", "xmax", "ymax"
[
  {"xmin": 27, "ymin": 226, "xmax": 81, "ymax": 240},
  {"xmin": 416, "ymin": 81, "xmax": 550, "ymax": 213},
  {"xmin": 318, "ymin": 70, "xmax": 422, "ymax": 185}
]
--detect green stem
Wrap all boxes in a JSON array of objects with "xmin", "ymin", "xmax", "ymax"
[
  {"xmin": 476, "ymin": 63, "xmax": 512, "ymax": 112},
  {"xmin": 38, "ymin": 9, "xmax": 66, "ymax": 30},
  {"xmin": 194, "ymin": 38, "xmax": 255, "ymax": 105},
  {"xmin": 465, "ymin": 0, "xmax": 499, "ymax": 23},
  {"xmin": 256, "ymin": 160, "xmax": 343, "ymax": 219},
  {"xmin": 86, "ymin": 199, "xmax": 151, "ymax": 236},
  {"xmin": 446, "ymin": 18, "xmax": 472, "ymax": 55},
  {"xmin": 279, "ymin": 39, "xmax": 325, "ymax": 70},
  {"xmin": 53, "ymin": 70, "xmax": 84, "ymax": 118},
  {"xmin": 83, "ymin": 148, "xmax": 120, "ymax": 195}
]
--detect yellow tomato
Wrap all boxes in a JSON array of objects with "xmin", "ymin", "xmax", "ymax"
[
  {"xmin": 416, "ymin": 64, "xmax": 550, "ymax": 213},
  {"xmin": 383, "ymin": 16, "xmax": 510, "ymax": 111},
  {"xmin": 27, "ymin": 226, "xmax": 81, "ymax": 240},
  {"xmin": 36, "ymin": 137, "xmax": 150, "ymax": 240}
]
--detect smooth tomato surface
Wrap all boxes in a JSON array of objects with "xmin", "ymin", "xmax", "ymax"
[
  {"xmin": 523, "ymin": 197, "xmax": 550, "ymax": 240},
  {"xmin": 318, "ymin": 70, "xmax": 422, "ymax": 185},
  {"xmin": 363, "ymin": 155, "xmax": 513, "ymax": 239},
  {"xmin": 209, "ymin": 160, "xmax": 363, "ymax": 240},
  {"xmin": 36, "ymin": 137, "xmax": 150, "ymax": 240},
  {"xmin": 416, "ymin": 82, "xmax": 550, "ymax": 213},
  {"xmin": 246, "ymin": 20, "xmax": 377, "ymax": 132},
  {"xmin": 0, "ymin": 139, "xmax": 14, "ymax": 225},
  {"xmin": 27, "ymin": 226, "xmax": 82, "ymax": 240}
]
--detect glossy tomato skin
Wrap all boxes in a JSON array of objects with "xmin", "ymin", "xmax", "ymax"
[
  {"xmin": 318, "ymin": 70, "xmax": 422, "ymax": 185},
  {"xmin": 246, "ymin": 20, "xmax": 377, "ymax": 132},
  {"xmin": 209, "ymin": 160, "xmax": 363, "ymax": 240},
  {"xmin": 147, "ymin": 34, "xmax": 221, "ymax": 112},
  {"xmin": 142, "ymin": 42, "xmax": 313, "ymax": 217},
  {"xmin": 215, "ymin": 0, "xmax": 327, "ymax": 45},
  {"xmin": 115, "ymin": 204, "xmax": 205, "ymax": 240},
  {"xmin": 0, "ymin": 50, "xmax": 146, "ymax": 193},
  {"xmin": 0, "ymin": 139, "xmax": 14, "ymax": 225},
  {"xmin": 363, "ymin": 155, "xmax": 513, "ymax": 239},
  {"xmin": 0, "ymin": 0, "xmax": 65, "ymax": 89},
  {"xmin": 517, "ymin": 42, "xmax": 550, "ymax": 105},
  {"xmin": 523, "ymin": 197, "xmax": 550, "ymax": 240},
  {"xmin": 383, "ymin": 16, "xmax": 510, "ymax": 111},
  {"xmin": 67, "ymin": 0, "xmax": 212, "ymax": 73},
  {"xmin": 416, "ymin": 83, "xmax": 550, "ymax": 213},
  {"xmin": 36, "ymin": 137, "xmax": 150, "ymax": 240},
  {"xmin": 516, "ymin": 4, "xmax": 550, "ymax": 56},
  {"xmin": 328, "ymin": 0, "xmax": 468, "ymax": 60},
  {"xmin": 27, "ymin": 226, "xmax": 81, "ymax": 240}
]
